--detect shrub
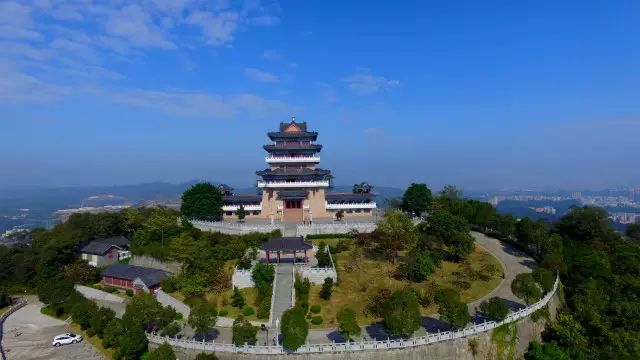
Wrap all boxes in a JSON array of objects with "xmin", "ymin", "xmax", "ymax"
[
  {"xmin": 161, "ymin": 278, "xmax": 177, "ymax": 293},
  {"xmin": 281, "ymin": 307, "xmax": 308, "ymax": 350},
  {"xmin": 195, "ymin": 352, "xmax": 218, "ymax": 360},
  {"xmin": 436, "ymin": 288, "xmax": 470, "ymax": 329},
  {"xmin": 532, "ymin": 268, "xmax": 555, "ymax": 292},
  {"xmin": 257, "ymin": 296, "xmax": 270, "ymax": 319},
  {"xmin": 86, "ymin": 327, "xmax": 96, "ymax": 337},
  {"xmin": 382, "ymin": 289, "xmax": 421, "ymax": 337},
  {"xmin": 316, "ymin": 243, "xmax": 332, "ymax": 268},
  {"xmin": 148, "ymin": 341, "xmax": 176, "ymax": 360},
  {"xmin": 365, "ymin": 288, "xmax": 392, "ymax": 317},
  {"xmin": 231, "ymin": 287, "xmax": 245, "ymax": 308},
  {"xmin": 337, "ymin": 308, "xmax": 361, "ymax": 340},
  {"xmin": 163, "ymin": 322, "xmax": 181, "ymax": 337},
  {"xmin": 320, "ymin": 277, "xmax": 334, "ymax": 300},
  {"xmin": 103, "ymin": 286, "xmax": 117, "ymax": 293},
  {"xmin": 237, "ymin": 257, "xmax": 252, "ymax": 270},
  {"xmin": 126, "ymin": 289, "xmax": 134, "ymax": 297},
  {"xmin": 479, "ymin": 297, "xmax": 510, "ymax": 321},
  {"xmin": 232, "ymin": 315, "xmax": 258, "ymax": 345},
  {"xmin": 305, "ymin": 233, "xmax": 351, "ymax": 240},
  {"xmin": 218, "ymin": 309, "xmax": 229, "ymax": 317},
  {"xmin": 511, "ymin": 273, "xmax": 542, "ymax": 304},
  {"xmin": 310, "ymin": 305, "xmax": 321, "ymax": 314},
  {"xmin": 242, "ymin": 306, "xmax": 255, "ymax": 316},
  {"xmin": 311, "ymin": 316, "xmax": 323, "ymax": 325}
]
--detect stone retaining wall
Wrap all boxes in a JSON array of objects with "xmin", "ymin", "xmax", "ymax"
[
  {"xmin": 130, "ymin": 255, "xmax": 182, "ymax": 274},
  {"xmin": 75, "ymin": 285, "xmax": 124, "ymax": 304},
  {"xmin": 192, "ymin": 220, "xmax": 283, "ymax": 235},
  {"xmin": 296, "ymin": 222, "xmax": 376, "ymax": 236}
]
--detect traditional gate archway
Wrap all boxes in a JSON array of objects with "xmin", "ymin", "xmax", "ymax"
[{"xmin": 260, "ymin": 236, "xmax": 313, "ymax": 264}]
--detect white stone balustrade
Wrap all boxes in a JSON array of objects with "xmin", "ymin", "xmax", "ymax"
[
  {"xmin": 325, "ymin": 202, "xmax": 377, "ymax": 210},
  {"xmin": 265, "ymin": 156, "xmax": 320, "ymax": 163},
  {"xmin": 257, "ymin": 180, "xmax": 330, "ymax": 188},
  {"xmin": 222, "ymin": 204, "xmax": 262, "ymax": 212},
  {"xmin": 147, "ymin": 276, "xmax": 560, "ymax": 355}
]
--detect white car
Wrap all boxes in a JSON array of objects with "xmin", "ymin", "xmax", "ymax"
[{"xmin": 52, "ymin": 333, "xmax": 83, "ymax": 347}]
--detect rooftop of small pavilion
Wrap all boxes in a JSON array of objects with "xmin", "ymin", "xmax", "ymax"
[{"xmin": 260, "ymin": 236, "xmax": 313, "ymax": 252}]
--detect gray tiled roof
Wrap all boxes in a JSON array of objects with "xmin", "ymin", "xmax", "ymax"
[
  {"xmin": 279, "ymin": 121, "xmax": 308, "ymax": 132},
  {"xmin": 102, "ymin": 264, "xmax": 169, "ymax": 287},
  {"xmin": 256, "ymin": 167, "xmax": 331, "ymax": 177},
  {"xmin": 263, "ymin": 143, "xmax": 322, "ymax": 152},
  {"xmin": 260, "ymin": 237, "xmax": 313, "ymax": 252},
  {"xmin": 80, "ymin": 236, "xmax": 130, "ymax": 255}
]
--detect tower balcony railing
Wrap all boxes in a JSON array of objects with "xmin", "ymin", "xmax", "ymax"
[
  {"xmin": 222, "ymin": 204, "xmax": 262, "ymax": 212},
  {"xmin": 325, "ymin": 202, "xmax": 377, "ymax": 210},
  {"xmin": 265, "ymin": 155, "xmax": 320, "ymax": 163},
  {"xmin": 257, "ymin": 180, "xmax": 330, "ymax": 188}
]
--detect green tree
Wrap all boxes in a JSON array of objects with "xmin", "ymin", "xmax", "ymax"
[
  {"xmin": 525, "ymin": 341, "xmax": 571, "ymax": 360},
  {"xmin": 163, "ymin": 322, "xmax": 181, "ymax": 337},
  {"xmin": 335, "ymin": 210, "xmax": 344, "ymax": 221},
  {"xmin": 337, "ymin": 308, "xmax": 361, "ymax": 340},
  {"xmin": 251, "ymin": 262, "xmax": 275, "ymax": 288},
  {"xmin": 117, "ymin": 324, "xmax": 148, "ymax": 360},
  {"xmin": 377, "ymin": 210, "xmax": 418, "ymax": 263},
  {"xmin": 237, "ymin": 205, "xmax": 247, "ymax": 222},
  {"xmin": 401, "ymin": 183, "xmax": 433, "ymax": 216},
  {"xmin": 382, "ymin": 289, "xmax": 421, "ymax": 337},
  {"xmin": 319, "ymin": 277, "xmax": 334, "ymax": 300},
  {"xmin": 315, "ymin": 242, "xmax": 332, "ymax": 268},
  {"xmin": 101, "ymin": 318, "xmax": 123, "ymax": 349},
  {"xmin": 281, "ymin": 307, "xmax": 308, "ymax": 350},
  {"xmin": 188, "ymin": 302, "xmax": 217, "ymax": 336},
  {"xmin": 511, "ymin": 273, "xmax": 542, "ymax": 304},
  {"xmin": 89, "ymin": 306, "xmax": 115, "ymax": 338},
  {"xmin": 397, "ymin": 250, "xmax": 438, "ymax": 282},
  {"xmin": 435, "ymin": 288, "xmax": 470, "ymax": 328},
  {"xmin": 181, "ymin": 182, "xmax": 223, "ymax": 220},
  {"xmin": 626, "ymin": 223, "xmax": 640, "ymax": 241},
  {"xmin": 479, "ymin": 297, "xmax": 510, "ymax": 321},
  {"xmin": 231, "ymin": 315, "xmax": 258, "ymax": 345},
  {"xmin": 425, "ymin": 210, "xmax": 475, "ymax": 258},
  {"xmin": 231, "ymin": 286, "xmax": 245, "ymax": 308},
  {"xmin": 71, "ymin": 298, "xmax": 98, "ymax": 330},
  {"xmin": 144, "ymin": 207, "xmax": 178, "ymax": 248},
  {"xmin": 532, "ymin": 267, "xmax": 555, "ymax": 292},
  {"xmin": 149, "ymin": 342, "xmax": 176, "ymax": 360},
  {"xmin": 439, "ymin": 185, "xmax": 462, "ymax": 200}
]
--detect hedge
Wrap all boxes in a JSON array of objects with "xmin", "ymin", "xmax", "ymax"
[{"xmin": 305, "ymin": 233, "xmax": 352, "ymax": 240}]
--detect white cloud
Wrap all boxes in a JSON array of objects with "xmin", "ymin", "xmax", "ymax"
[
  {"xmin": 105, "ymin": 4, "xmax": 176, "ymax": 49},
  {"xmin": 342, "ymin": 68, "xmax": 399, "ymax": 95},
  {"xmin": 262, "ymin": 49, "xmax": 281, "ymax": 61},
  {"xmin": 244, "ymin": 67, "xmax": 279, "ymax": 83},
  {"xmin": 186, "ymin": 10, "xmax": 240, "ymax": 46},
  {"xmin": 0, "ymin": 60, "xmax": 70, "ymax": 103},
  {"xmin": 0, "ymin": 2, "xmax": 42, "ymax": 40},
  {"xmin": 108, "ymin": 88, "xmax": 293, "ymax": 119}
]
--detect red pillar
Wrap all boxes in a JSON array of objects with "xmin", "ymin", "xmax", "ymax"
[
  {"xmin": 293, "ymin": 250, "xmax": 296, "ymax": 264},
  {"xmin": 304, "ymin": 250, "xmax": 308, "ymax": 264},
  {"xmin": 266, "ymin": 251, "xmax": 270, "ymax": 263},
  {"xmin": 277, "ymin": 251, "xmax": 281, "ymax": 263}
]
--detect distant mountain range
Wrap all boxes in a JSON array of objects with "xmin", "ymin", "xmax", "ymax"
[{"xmin": 0, "ymin": 181, "xmax": 405, "ymax": 233}]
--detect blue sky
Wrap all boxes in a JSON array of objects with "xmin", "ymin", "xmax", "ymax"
[{"xmin": 1, "ymin": 0, "xmax": 638, "ymax": 190}]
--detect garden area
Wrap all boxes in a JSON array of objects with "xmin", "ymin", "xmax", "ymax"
[{"xmin": 305, "ymin": 240, "xmax": 503, "ymax": 328}]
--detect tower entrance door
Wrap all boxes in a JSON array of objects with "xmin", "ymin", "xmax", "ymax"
[{"xmin": 283, "ymin": 200, "xmax": 303, "ymax": 222}]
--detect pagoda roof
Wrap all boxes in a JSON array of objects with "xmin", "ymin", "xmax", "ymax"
[
  {"xmin": 279, "ymin": 121, "xmax": 308, "ymax": 132},
  {"xmin": 256, "ymin": 167, "xmax": 331, "ymax": 178},
  {"xmin": 222, "ymin": 194, "xmax": 262, "ymax": 204},
  {"xmin": 260, "ymin": 236, "xmax": 313, "ymax": 252},
  {"xmin": 326, "ymin": 192, "xmax": 374, "ymax": 202},
  {"xmin": 268, "ymin": 131, "xmax": 318, "ymax": 140},
  {"xmin": 276, "ymin": 190, "xmax": 308, "ymax": 200},
  {"xmin": 263, "ymin": 143, "xmax": 322, "ymax": 152}
]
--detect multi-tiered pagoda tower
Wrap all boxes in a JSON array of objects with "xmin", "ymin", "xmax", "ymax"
[{"xmin": 222, "ymin": 119, "xmax": 376, "ymax": 222}]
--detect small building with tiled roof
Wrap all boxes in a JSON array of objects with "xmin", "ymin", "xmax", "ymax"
[
  {"xmin": 102, "ymin": 264, "xmax": 169, "ymax": 295},
  {"xmin": 79, "ymin": 236, "xmax": 131, "ymax": 267}
]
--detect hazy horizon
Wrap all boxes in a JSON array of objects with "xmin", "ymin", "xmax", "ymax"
[{"xmin": 2, "ymin": 1, "xmax": 638, "ymax": 189}]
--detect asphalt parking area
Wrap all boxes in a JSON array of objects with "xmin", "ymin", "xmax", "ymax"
[{"xmin": 2, "ymin": 302, "xmax": 104, "ymax": 360}]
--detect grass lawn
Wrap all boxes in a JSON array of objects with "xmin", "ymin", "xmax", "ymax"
[
  {"xmin": 68, "ymin": 322, "xmax": 115, "ymax": 359},
  {"xmin": 0, "ymin": 306, "xmax": 10, "ymax": 316},
  {"xmin": 206, "ymin": 287, "xmax": 266, "ymax": 322},
  {"xmin": 306, "ymin": 240, "xmax": 504, "ymax": 329}
]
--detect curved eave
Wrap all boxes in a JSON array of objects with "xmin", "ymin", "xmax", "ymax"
[{"xmin": 268, "ymin": 131, "xmax": 318, "ymax": 141}]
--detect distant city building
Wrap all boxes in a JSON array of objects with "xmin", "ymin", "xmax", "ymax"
[
  {"xmin": 529, "ymin": 206, "xmax": 557, "ymax": 215},
  {"xmin": 221, "ymin": 119, "xmax": 377, "ymax": 222},
  {"xmin": 571, "ymin": 191, "xmax": 582, "ymax": 199},
  {"xmin": 610, "ymin": 212, "xmax": 640, "ymax": 225}
]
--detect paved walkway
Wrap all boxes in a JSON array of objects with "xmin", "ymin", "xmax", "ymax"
[
  {"xmin": 270, "ymin": 264, "xmax": 294, "ymax": 328},
  {"xmin": 2, "ymin": 298, "xmax": 104, "ymax": 360}
]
